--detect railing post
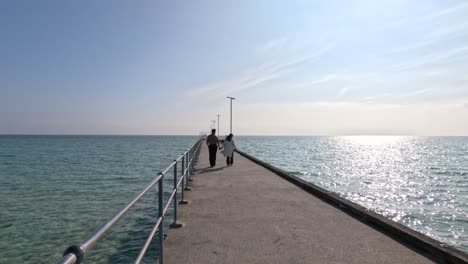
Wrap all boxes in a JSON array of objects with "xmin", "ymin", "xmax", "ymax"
[
  {"xmin": 188, "ymin": 147, "xmax": 194, "ymax": 182},
  {"xmin": 158, "ymin": 173, "xmax": 164, "ymax": 264},
  {"xmin": 184, "ymin": 150, "xmax": 192, "ymax": 191},
  {"xmin": 188, "ymin": 148, "xmax": 191, "ymax": 170},
  {"xmin": 179, "ymin": 156, "xmax": 189, "ymax": 204},
  {"xmin": 170, "ymin": 161, "xmax": 183, "ymax": 228}
]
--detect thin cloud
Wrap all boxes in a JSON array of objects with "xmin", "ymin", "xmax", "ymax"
[
  {"xmin": 426, "ymin": 22, "xmax": 468, "ymax": 41},
  {"xmin": 236, "ymin": 99, "xmax": 468, "ymax": 136},
  {"xmin": 390, "ymin": 39, "xmax": 438, "ymax": 54},
  {"xmin": 400, "ymin": 88, "xmax": 434, "ymax": 98},
  {"xmin": 425, "ymin": 1, "xmax": 468, "ymax": 21},
  {"xmin": 390, "ymin": 1, "xmax": 468, "ymax": 28},
  {"xmin": 185, "ymin": 60, "xmax": 293, "ymax": 97},
  {"xmin": 367, "ymin": 89, "xmax": 436, "ymax": 103},
  {"xmin": 390, "ymin": 4, "xmax": 468, "ymax": 55},
  {"xmin": 309, "ymin": 74, "xmax": 338, "ymax": 86},
  {"xmin": 391, "ymin": 45, "xmax": 468, "ymax": 71},
  {"xmin": 338, "ymin": 86, "xmax": 350, "ymax": 96},
  {"xmin": 289, "ymin": 74, "xmax": 338, "ymax": 90},
  {"xmin": 389, "ymin": 22, "xmax": 468, "ymax": 54},
  {"xmin": 258, "ymin": 38, "xmax": 288, "ymax": 55},
  {"xmin": 186, "ymin": 43, "xmax": 334, "ymax": 97}
]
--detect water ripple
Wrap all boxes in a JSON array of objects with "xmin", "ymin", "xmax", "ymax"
[
  {"xmin": 237, "ymin": 136, "xmax": 468, "ymax": 253},
  {"xmin": 0, "ymin": 135, "xmax": 197, "ymax": 264}
]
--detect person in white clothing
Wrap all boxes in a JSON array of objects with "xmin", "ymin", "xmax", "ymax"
[{"xmin": 222, "ymin": 134, "xmax": 236, "ymax": 166}]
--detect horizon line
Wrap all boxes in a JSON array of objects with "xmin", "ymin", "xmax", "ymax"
[{"xmin": 1, "ymin": 134, "xmax": 467, "ymax": 137}]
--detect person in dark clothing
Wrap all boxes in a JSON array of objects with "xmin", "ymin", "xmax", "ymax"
[{"xmin": 206, "ymin": 129, "xmax": 220, "ymax": 167}]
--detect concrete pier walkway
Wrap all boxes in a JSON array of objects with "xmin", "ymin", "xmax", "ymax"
[{"xmin": 164, "ymin": 142, "xmax": 433, "ymax": 264}]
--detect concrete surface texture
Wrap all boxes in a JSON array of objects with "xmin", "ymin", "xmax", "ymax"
[{"xmin": 163, "ymin": 142, "xmax": 433, "ymax": 264}]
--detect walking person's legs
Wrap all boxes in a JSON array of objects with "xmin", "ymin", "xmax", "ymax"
[
  {"xmin": 213, "ymin": 145, "xmax": 217, "ymax": 166},
  {"xmin": 208, "ymin": 145, "xmax": 212, "ymax": 166},
  {"xmin": 230, "ymin": 153, "xmax": 234, "ymax": 165},
  {"xmin": 226, "ymin": 156, "xmax": 230, "ymax": 166},
  {"xmin": 208, "ymin": 144, "xmax": 217, "ymax": 167}
]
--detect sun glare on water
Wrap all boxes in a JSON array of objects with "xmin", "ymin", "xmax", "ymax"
[{"xmin": 343, "ymin": 135, "xmax": 406, "ymax": 146}]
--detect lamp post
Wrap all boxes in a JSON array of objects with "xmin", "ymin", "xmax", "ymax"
[
  {"xmin": 216, "ymin": 114, "xmax": 220, "ymax": 137},
  {"xmin": 227, "ymin": 97, "xmax": 235, "ymax": 134}
]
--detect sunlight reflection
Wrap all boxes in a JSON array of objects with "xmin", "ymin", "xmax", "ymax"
[
  {"xmin": 236, "ymin": 136, "xmax": 468, "ymax": 252},
  {"xmin": 343, "ymin": 135, "xmax": 406, "ymax": 145}
]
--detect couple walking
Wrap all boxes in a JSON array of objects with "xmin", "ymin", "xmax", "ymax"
[{"xmin": 206, "ymin": 129, "xmax": 236, "ymax": 167}]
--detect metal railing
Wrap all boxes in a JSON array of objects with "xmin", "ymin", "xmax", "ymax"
[{"xmin": 57, "ymin": 138, "xmax": 203, "ymax": 264}]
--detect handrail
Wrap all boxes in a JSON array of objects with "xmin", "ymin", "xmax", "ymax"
[{"xmin": 57, "ymin": 137, "xmax": 203, "ymax": 264}]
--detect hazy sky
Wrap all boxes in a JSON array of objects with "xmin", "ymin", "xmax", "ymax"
[{"xmin": 1, "ymin": 0, "xmax": 468, "ymax": 135}]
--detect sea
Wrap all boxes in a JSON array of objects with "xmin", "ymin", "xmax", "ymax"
[{"xmin": 0, "ymin": 135, "xmax": 467, "ymax": 263}]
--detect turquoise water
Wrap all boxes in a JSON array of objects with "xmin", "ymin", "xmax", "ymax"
[
  {"xmin": 1, "ymin": 136, "xmax": 467, "ymax": 263},
  {"xmin": 236, "ymin": 136, "xmax": 468, "ymax": 253},
  {"xmin": 0, "ymin": 135, "xmax": 197, "ymax": 264}
]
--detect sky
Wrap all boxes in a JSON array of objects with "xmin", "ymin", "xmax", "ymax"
[{"xmin": 1, "ymin": 0, "xmax": 468, "ymax": 136}]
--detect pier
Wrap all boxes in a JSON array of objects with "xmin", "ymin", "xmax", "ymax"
[
  {"xmin": 56, "ymin": 138, "xmax": 468, "ymax": 264},
  {"xmin": 164, "ymin": 141, "xmax": 467, "ymax": 264}
]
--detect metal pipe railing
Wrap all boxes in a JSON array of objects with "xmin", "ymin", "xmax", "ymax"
[
  {"xmin": 58, "ymin": 254, "xmax": 76, "ymax": 264},
  {"xmin": 173, "ymin": 160, "xmax": 178, "ymax": 224},
  {"xmin": 158, "ymin": 173, "xmax": 164, "ymax": 264},
  {"xmin": 134, "ymin": 215, "xmax": 163, "ymax": 264},
  {"xmin": 179, "ymin": 156, "xmax": 188, "ymax": 204},
  {"xmin": 57, "ymin": 138, "xmax": 203, "ymax": 264},
  {"xmin": 184, "ymin": 149, "xmax": 192, "ymax": 190}
]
